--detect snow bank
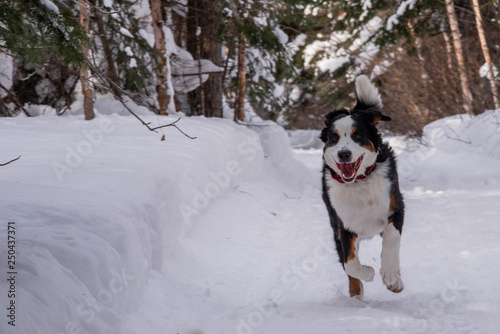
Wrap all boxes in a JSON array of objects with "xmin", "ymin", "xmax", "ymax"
[
  {"xmin": 423, "ymin": 109, "xmax": 500, "ymax": 159},
  {"xmin": 0, "ymin": 104, "xmax": 306, "ymax": 333},
  {"xmin": 397, "ymin": 109, "xmax": 500, "ymax": 191}
]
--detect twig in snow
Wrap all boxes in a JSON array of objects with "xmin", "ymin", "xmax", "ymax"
[
  {"xmin": 0, "ymin": 156, "xmax": 21, "ymax": 166},
  {"xmin": 233, "ymin": 186, "xmax": 251, "ymax": 196},
  {"xmin": 283, "ymin": 192, "xmax": 299, "ymax": 200}
]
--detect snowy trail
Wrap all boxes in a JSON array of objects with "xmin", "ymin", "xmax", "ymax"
[
  {"xmin": 124, "ymin": 144, "xmax": 500, "ymax": 334},
  {"xmin": 1, "ymin": 111, "xmax": 500, "ymax": 334}
]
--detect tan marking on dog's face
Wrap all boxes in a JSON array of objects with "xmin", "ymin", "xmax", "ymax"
[
  {"xmin": 362, "ymin": 141, "xmax": 376, "ymax": 152},
  {"xmin": 349, "ymin": 276, "xmax": 363, "ymax": 297}
]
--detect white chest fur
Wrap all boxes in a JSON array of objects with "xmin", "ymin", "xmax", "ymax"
[{"xmin": 326, "ymin": 162, "xmax": 392, "ymax": 239}]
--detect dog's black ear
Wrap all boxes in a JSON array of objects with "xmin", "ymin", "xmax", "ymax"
[
  {"xmin": 356, "ymin": 109, "xmax": 391, "ymax": 125},
  {"xmin": 372, "ymin": 112, "xmax": 391, "ymax": 124},
  {"xmin": 320, "ymin": 109, "xmax": 349, "ymax": 142}
]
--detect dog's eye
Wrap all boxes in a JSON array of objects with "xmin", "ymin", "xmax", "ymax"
[
  {"xmin": 353, "ymin": 132, "xmax": 362, "ymax": 141},
  {"xmin": 330, "ymin": 132, "xmax": 339, "ymax": 141}
]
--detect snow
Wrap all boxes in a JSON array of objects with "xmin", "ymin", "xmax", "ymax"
[
  {"xmin": 138, "ymin": 29, "xmax": 154, "ymax": 48},
  {"xmin": 1, "ymin": 103, "xmax": 500, "ymax": 333},
  {"xmin": 132, "ymin": 0, "xmax": 151, "ymax": 19},
  {"xmin": 40, "ymin": 0, "xmax": 59, "ymax": 14},
  {"xmin": 0, "ymin": 53, "xmax": 13, "ymax": 98},
  {"xmin": 479, "ymin": 62, "xmax": 499, "ymax": 80},
  {"xmin": 317, "ymin": 55, "xmax": 350, "ymax": 73},
  {"xmin": 360, "ymin": 0, "xmax": 373, "ymax": 21},
  {"xmin": 386, "ymin": 0, "xmax": 418, "ymax": 31},
  {"xmin": 273, "ymin": 27, "xmax": 289, "ymax": 45},
  {"xmin": 273, "ymin": 84, "xmax": 285, "ymax": 98},
  {"xmin": 119, "ymin": 28, "xmax": 134, "ymax": 39},
  {"xmin": 124, "ymin": 47, "xmax": 133, "ymax": 57}
]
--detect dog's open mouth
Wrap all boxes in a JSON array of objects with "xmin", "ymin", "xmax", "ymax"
[{"xmin": 336, "ymin": 155, "xmax": 364, "ymax": 183}]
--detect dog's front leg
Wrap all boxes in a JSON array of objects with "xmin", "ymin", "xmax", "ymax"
[
  {"xmin": 380, "ymin": 217, "xmax": 404, "ymax": 293},
  {"xmin": 341, "ymin": 228, "xmax": 375, "ymax": 282}
]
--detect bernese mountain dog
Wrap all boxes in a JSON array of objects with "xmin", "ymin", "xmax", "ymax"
[{"xmin": 320, "ymin": 75, "xmax": 405, "ymax": 300}]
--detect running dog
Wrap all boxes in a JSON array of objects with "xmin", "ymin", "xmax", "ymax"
[{"xmin": 320, "ymin": 75, "xmax": 405, "ymax": 300}]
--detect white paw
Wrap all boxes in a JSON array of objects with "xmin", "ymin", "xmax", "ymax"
[
  {"xmin": 346, "ymin": 262, "xmax": 375, "ymax": 282},
  {"xmin": 385, "ymin": 276, "xmax": 404, "ymax": 293},
  {"xmin": 380, "ymin": 266, "xmax": 401, "ymax": 286},
  {"xmin": 362, "ymin": 265, "xmax": 375, "ymax": 282}
]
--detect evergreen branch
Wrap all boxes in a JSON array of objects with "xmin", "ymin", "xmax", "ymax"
[
  {"xmin": 83, "ymin": 54, "xmax": 196, "ymax": 139},
  {"xmin": 0, "ymin": 156, "xmax": 21, "ymax": 167},
  {"xmin": 65, "ymin": 0, "xmax": 140, "ymax": 15}
]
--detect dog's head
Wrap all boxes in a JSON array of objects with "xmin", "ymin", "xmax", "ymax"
[{"xmin": 320, "ymin": 75, "xmax": 391, "ymax": 183}]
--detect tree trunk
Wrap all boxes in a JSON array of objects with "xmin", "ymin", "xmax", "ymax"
[
  {"xmin": 445, "ymin": 0, "xmax": 473, "ymax": 114},
  {"xmin": 201, "ymin": 0, "xmax": 222, "ymax": 118},
  {"xmin": 186, "ymin": 0, "xmax": 223, "ymax": 117},
  {"xmin": 187, "ymin": 0, "xmax": 202, "ymax": 116},
  {"xmin": 94, "ymin": 10, "xmax": 121, "ymax": 98},
  {"xmin": 441, "ymin": 30, "xmax": 454, "ymax": 72},
  {"xmin": 79, "ymin": 0, "xmax": 94, "ymax": 120},
  {"xmin": 472, "ymin": 0, "xmax": 500, "ymax": 109},
  {"xmin": 149, "ymin": 0, "xmax": 170, "ymax": 115},
  {"xmin": 194, "ymin": 4, "xmax": 206, "ymax": 117},
  {"xmin": 407, "ymin": 20, "xmax": 428, "ymax": 81},
  {"xmin": 234, "ymin": 32, "xmax": 246, "ymax": 122}
]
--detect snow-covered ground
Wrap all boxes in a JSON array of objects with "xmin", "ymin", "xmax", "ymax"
[{"xmin": 1, "ymin": 106, "xmax": 500, "ymax": 334}]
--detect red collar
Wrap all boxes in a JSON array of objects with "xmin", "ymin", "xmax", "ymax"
[{"xmin": 328, "ymin": 163, "xmax": 377, "ymax": 184}]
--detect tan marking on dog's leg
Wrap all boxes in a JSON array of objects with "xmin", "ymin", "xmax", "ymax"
[
  {"xmin": 345, "ymin": 236, "xmax": 375, "ymax": 282},
  {"xmin": 349, "ymin": 276, "xmax": 364, "ymax": 300},
  {"xmin": 347, "ymin": 234, "xmax": 357, "ymax": 262},
  {"xmin": 390, "ymin": 193, "xmax": 397, "ymax": 212}
]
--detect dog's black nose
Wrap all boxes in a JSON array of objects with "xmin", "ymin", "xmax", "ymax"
[{"xmin": 338, "ymin": 150, "xmax": 352, "ymax": 162}]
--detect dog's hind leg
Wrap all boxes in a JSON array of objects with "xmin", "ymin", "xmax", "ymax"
[
  {"xmin": 349, "ymin": 276, "xmax": 364, "ymax": 300},
  {"xmin": 341, "ymin": 229, "xmax": 375, "ymax": 282}
]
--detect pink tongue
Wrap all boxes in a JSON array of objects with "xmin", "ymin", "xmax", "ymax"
[{"xmin": 339, "ymin": 163, "xmax": 356, "ymax": 178}]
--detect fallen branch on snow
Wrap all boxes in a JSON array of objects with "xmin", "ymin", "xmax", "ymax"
[{"xmin": 0, "ymin": 156, "xmax": 21, "ymax": 166}]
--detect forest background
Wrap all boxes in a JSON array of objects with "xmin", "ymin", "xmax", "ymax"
[{"xmin": 1, "ymin": 0, "xmax": 499, "ymax": 135}]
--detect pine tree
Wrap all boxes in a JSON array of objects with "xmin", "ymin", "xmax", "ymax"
[{"xmin": 0, "ymin": 0, "xmax": 86, "ymax": 66}]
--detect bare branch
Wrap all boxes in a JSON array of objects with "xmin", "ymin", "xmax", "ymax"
[
  {"xmin": 0, "ymin": 83, "xmax": 31, "ymax": 117},
  {"xmin": 83, "ymin": 54, "xmax": 196, "ymax": 139},
  {"xmin": 0, "ymin": 156, "xmax": 21, "ymax": 167},
  {"xmin": 0, "ymin": 51, "xmax": 40, "ymax": 81}
]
